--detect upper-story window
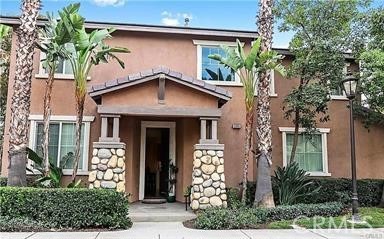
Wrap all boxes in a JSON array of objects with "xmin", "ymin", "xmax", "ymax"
[
  {"xmin": 194, "ymin": 40, "xmax": 241, "ymax": 86},
  {"xmin": 193, "ymin": 40, "xmax": 277, "ymax": 96},
  {"xmin": 36, "ymin": 50, "xmax": 82, "ymax": 80},
  {"xmin": 39, "ymin": 52, "xmax": 73, "ymax": 75},
  {"xmin": 201, "ymin": 46, "xmax": 236, "ymax": 82}
]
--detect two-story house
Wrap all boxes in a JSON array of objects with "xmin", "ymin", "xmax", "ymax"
[{"xmin": 1, "ymin": 16, "xmax": 384, "ymax": 209}]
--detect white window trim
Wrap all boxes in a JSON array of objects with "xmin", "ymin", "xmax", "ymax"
[
  {"xmin": 28, "ymin": 115, "xmax": 95, "ymax": 176},
  {"xmin": 194, "ymin": 40, "xmax": 242, "ymax": 86},
  {"xmin": 279, "ymin": 127, "xmax": 331, "ymax": 177},
  {"xmin": 193, "ymin": 40, "xmax": 277, "ymax": 96},
  {"xmin": 36, "ymin": 51, "xmax": 91, "ymax": 80},
  {"xmin": 254, "ymin": 70, "xmax": 278, "ymax": 97},
  {"xmin": 330, "ymin": 63, "xmax": 350, "ymax": 100}
]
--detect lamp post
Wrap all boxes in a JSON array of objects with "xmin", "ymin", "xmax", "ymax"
[{"xmin": 340, "ymin": 74, "xmax": 362, "ymax": 223}]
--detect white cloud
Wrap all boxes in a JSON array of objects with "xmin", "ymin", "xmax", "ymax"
[
  {"xmin": 161, "ymin": 17, "xmax": 180, "ymax": 26},
  {"xmin": 91, "ymin": 0, "xmax": 125, "ymax": 7},
  {"xmin": 160, "ymin": 11, "xmax": 193, "ymax": 26}
]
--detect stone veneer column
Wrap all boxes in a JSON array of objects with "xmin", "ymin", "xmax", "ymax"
[
  {"xmin": 190, "ymin": 144, "xmax": 227, "ymax": 210},
  {"xmin": 88, "ymin": 143, "xmax": 126, "ymax": 192}
]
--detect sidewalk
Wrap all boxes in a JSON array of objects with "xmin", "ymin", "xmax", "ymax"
[{"xmin": 1, "ymin": 222, "xmax": 383, "ymax": 239}]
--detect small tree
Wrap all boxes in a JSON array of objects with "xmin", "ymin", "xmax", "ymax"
[
  {"xmin": 37, "ymin": 13, "xmax": 69, "ymax": 176},
  {"xmin": 58, "ymin": 3, "xmax": 130, "ymax": 183},
  {"xmin": 275, "ymin": 0, "xmax": 364, "ymax": 163},
  {"xmin": 209, "ymin": 38, "xmax": 284, "ymax": 203}
]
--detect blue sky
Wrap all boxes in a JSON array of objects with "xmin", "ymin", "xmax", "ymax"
[{"xmin": 1, "ymin": 0, "xmax": 383, "ymax": 48}]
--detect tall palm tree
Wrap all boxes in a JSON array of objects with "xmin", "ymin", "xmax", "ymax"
[
  {"xmin": 0, "ymin": 24, "xmax": 12, "ymax": 171},
  {"xmin": 7, "ymin": 0, "xmax": 41, "ymax": 186},
  {"xmin": 209, "ymin": 38, "xmax": 284, "ymax": 203},
  {"xmin": 58, "ymin": 3, "xmax": 130, "ymax": 183},
  {"xmin": 254, "ymin": 0, "xmax": 276, "ymax": 207},
  {"xmin": 37, "ymin": 14, "xmax": 69, "ymax": 175}
]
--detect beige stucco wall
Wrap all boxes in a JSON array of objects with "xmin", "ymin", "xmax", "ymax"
[{"xmin": 2, "ymin": 28, "xmax": 384, "ymax": 202}]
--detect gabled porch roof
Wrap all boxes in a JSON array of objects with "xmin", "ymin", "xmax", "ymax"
[{"xmin": 88, "ymin": 66, "xmax": 232, "ymax": 107}]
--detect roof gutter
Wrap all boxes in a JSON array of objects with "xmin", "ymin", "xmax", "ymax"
[{"xmin": 0, "ymin": 16, "xmax": 258, "ymax": 39}]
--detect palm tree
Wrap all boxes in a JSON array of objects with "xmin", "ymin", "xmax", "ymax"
[
  {"xmin": 209, "ymin": 38, "xmax": 284, "ymax": 203},
  {"xmin": 58, "ymin": 3, "xmax": 130, "ymax": 183},
  {"xmin": 254, "ymin": 0, "xmax": 276, "ymax": 207},
  {"xmin": 7, "ymin": 0, "xmax": 41, "ymax": 186},
  {"xmin": 37, "ymin": 14, "xmax": 69, "ymax": 176},
  {"xmin": 0, "ymin": 24, "xmax": 12, "ymax": 171}
]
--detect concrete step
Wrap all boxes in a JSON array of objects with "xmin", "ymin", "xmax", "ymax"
[
  {"xmin": 130, "ymin": 212, "xmax": 196, "ymax": 222},
  {"xmin": 130, "ymin": 202, "xmax": 196, "ymax": 222}
]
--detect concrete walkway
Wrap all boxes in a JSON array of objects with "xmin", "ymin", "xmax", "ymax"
[{"xmin": 1, "ymin": 223, "xmax": 383, "ymax": 239}]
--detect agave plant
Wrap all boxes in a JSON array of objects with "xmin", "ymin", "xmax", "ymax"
[{"xmin": 273, "ymin": 161, "xmax": 320, "ymax": 205}]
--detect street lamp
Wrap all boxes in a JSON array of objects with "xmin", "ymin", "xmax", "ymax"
[{"xmin": 340, "ymin": 73, "xmax": 362, "ymax": 223}]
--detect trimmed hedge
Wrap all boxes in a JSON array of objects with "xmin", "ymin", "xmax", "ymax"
[
  {"xmin": 195, "ymin": 202, "xmax": 344, "ymax": 229},
  {"xmin": 0, "ymin": 187, "xmax": 131, "ymax": 230},
  {"xmin": 246, "ymin": 178, "xmax": 384, "ymax": 207}
]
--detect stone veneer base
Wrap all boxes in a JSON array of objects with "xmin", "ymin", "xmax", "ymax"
[
  {"xmin": 191, "ymin": 145, "xmax": 227, "ymax": 210},
  {"xmin": 88, "ymin": 142, "xmax": 126, "ymax": 192}
]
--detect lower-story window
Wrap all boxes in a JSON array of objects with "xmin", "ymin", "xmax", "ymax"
[
  {"xmin": 279, "ymin": 127, "xmax": 331, "ymax": 176},
  {"xmin": 29, "ymin": 115, "xmax": 94, "ymax": 175}
]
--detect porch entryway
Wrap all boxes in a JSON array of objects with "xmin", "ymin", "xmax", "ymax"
[
  {"xmin": 88, "ymin": 66, "xmax": 231, "ymax": 209},
  {"xmin": 130, "ymin": 202, "xmax": 196, "ymax": 222}
]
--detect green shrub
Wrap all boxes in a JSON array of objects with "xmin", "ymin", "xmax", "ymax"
[
  {"xmin": 0, "ymin": 187, "xmax": 131, "ymax": 230},
  {"xmin": 259, "ymin": 202, "xmax": 344, "ymax": 223},
  {"xmin": 0, "ymin": 177, "xmax": 6, "ymax": 187},
  {"xmin": 298, "ymin": 179, "xmax": 384, "ymax": 206},
  {"xmin": 247, "ymin": 178, "xmax": 384, "ymax": 207},
  {"xmin": 0, "ymin": 216, "xmax": 55, "ymax": 232},
  {"xmin": 195, "ymin": 202, "xmax": 344, "ymax": 229},
  {"xmin": 226, "ymin": 187, "xmax": 242, "ymax": 209},
  {"xmin": 195, "ymin": 207, "xmax": 260, "ymax": 229}
]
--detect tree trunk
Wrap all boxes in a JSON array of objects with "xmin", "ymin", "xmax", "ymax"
[
  {"xmin": 379, "ymin": 185, "xmax": 384, "ymax": 208},
  {"xmin": 254, "ymin": 0, "xmax": 275, "ymax": 208},
  {"xmin": 289, "ymin": 110, "xmax": 300, "ymax": 164},
  {"xmin": 241, "ymin": 110, "xmax": 254, "ymax": 203},
  {"xmin": 42, "ymin": 68, "xmax": 55, "ymax": 175},
  {"xmin": 71, "ymin": 93, "xmax": 85, "ymax": 183},
  {"xmin": 7, "ymin": 0, "xmax": 41, "ymax": 186},
  {"xmin": 254, "ymin": 71, "xmax": 275, "ymax": 208}
]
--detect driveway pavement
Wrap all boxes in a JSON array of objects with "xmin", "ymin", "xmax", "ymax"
[{"xmin": 1, "ymin": 222, "xmax": 383, "ymax": 239}]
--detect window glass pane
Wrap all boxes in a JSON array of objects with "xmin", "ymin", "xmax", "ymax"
[
  {"xmin": 286, "ymin": 133, "xmax": 323, "ymax": 172},
  {"xmin": 331, "ymin": 86, "xmax": 343, "ymax": 96},
  {"xmin": 35, "ymin": 123, "xmax": 60, "ymax": 165},
  {"xmin": 64, "ymin": 59, "xmax": 73, "ymax": 75},
  {"xmin": 201, "ymin": 46, "xmax": 235, "ymax": 82},
  {"xmin": 54, "ymin": 58, "xmax": 64, "ymax": 74},
  {"xmin": 59, "ymin": 123, "xmax": 85, "ymax": 170}
]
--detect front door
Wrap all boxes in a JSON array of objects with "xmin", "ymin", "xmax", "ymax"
[
  {"xmin": 144, "ymin": 128, "xmax": 169, "ymax": 198},
  {"xmin": 139, "ymin": 121, "xmax": 176, "ymax": 201}
]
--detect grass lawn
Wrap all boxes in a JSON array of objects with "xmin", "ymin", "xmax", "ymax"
[{"xmin": 267, "ymin": 207, "xmax": 384, "ymax": 229}]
